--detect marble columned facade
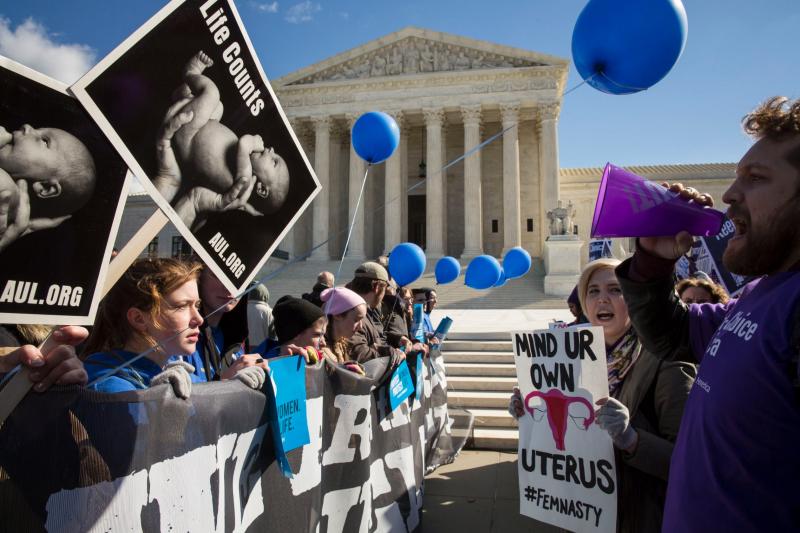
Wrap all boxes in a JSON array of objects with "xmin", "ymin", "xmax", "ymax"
[{"xmin": 274, "ymin": 27, "xmax": 569, "ymax": 262}]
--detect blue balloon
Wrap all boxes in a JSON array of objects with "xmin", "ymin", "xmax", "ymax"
[
  {"xmin": 571, "ymin": 0, "xmax": 688, "ymax": 95},
  {"xmin": 465, "ymin": 255, "xmax": 502, "ymax": 290},
  {"xmin": 352, "ymin": 112, "xmax": 400, "ymax": 164},
  {"xmin": 494, "ymin": 269, "xmax": 508, "ymax": 288},
  {"xmin": 503, "ymin": 247, "xmax": 532, "ymax": 279},
  {"xmin": 388, "ymin": 242, "xmax": 426, "ymax": 287},
  {"xmin": 435, "ymin": 256, "xmax": 461, "ymax": 285}
]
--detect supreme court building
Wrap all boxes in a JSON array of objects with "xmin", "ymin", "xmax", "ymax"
[{"xmin": 276, "ymin": 27, "xmax": 569, "ymax": 262}]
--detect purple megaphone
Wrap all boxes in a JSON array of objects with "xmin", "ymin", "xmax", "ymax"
[
  {"xmin": 591, "ymin": 163, "xmax": 724, "ymax": 238},
  {"xmin": 525, "ymin": 389, "xmax": 595, "ymax": 451}
]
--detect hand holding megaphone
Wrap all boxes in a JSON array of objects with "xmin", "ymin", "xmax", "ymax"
[
  {"xmin": 639, "ymin": 182, "xmax": 715, "ymax": 260},
  {"xmin": 591, "ymin": 164, "xmax": 723, "ymax": 241}
]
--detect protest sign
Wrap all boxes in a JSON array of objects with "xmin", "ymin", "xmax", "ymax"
[
  {"xmin": 0, "ymin": 352, "xmax": 472, "ymax": 532},
  {"xmin": 0, "ymin": 56, "xmax": 129, "ymax": 325},
  {"xmin": 389, "ymin": 360, "xmax": 415, "ymax": 410},
  {"xmin": 512, "ymin": 325, "xmax": 617, "ymax": 532},
  {"xmin": 696, "ymin": 216, "xmax": 750, "ymax": 295},
  {"xmin": 411, "ymin": 303, "xmax": 425, "ymax": 342},
  {"xmin": 588, "ymin": 239, "xmax": 614, "ymax": 262},
  {"xmin": 71, "ymin": 0, "xmax": 320, "ymax": 294},
  {"xmin": 266, "ymin": 355, "xmax": 310, "ymax": 477}
]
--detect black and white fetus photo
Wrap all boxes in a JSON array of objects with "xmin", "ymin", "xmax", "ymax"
[
  {"xmin": 0, "ymin": 56, "xmax": 129, "ymax": 324},
  {"xmin": 71, "ymin": 0, "xmax": 320, "ymax": 293}
]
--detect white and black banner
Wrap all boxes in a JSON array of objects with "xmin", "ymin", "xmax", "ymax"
[
  {"xmin": 0, "ymin": 350, "xmax": 471, "ymax": 532},
  {"xmin": 71, "ymin": 0, "xmax": 320, "ymax": 294},
  {"xmin": 0, "ymin": 56, "xmax": 129, "ymax": 325}
]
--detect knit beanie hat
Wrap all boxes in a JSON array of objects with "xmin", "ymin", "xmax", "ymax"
[
  {"xmin": 273, "ymin": 296, "xmax": 325, "ymax": 345},
  {"xmin": 321, "ymin": 287, "xmax": 366, "ymax": 316}
]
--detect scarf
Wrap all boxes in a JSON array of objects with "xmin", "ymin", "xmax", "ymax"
[{"xmin": 606, "ymin": 327, "xmax": 642, "ymax": 398}]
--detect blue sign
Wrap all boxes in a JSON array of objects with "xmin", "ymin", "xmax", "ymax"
[
  {"xmin": 389, "ymin": 360, "xmax": 414, "ymax": 410},
  {"xmin": 266, "ymin": 355, "xmax": 310, "ymax": 477},
  {"xmin": 414, "ymin": 353, "xmax": 424, "ymax": 401},
  {"xmin": 411, "ymin": 303, "xmax": 425, "ymax": 343}
]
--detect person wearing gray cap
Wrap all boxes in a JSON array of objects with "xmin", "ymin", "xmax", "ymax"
[{"xmin": 347, "ymin": 261, "xmax": 422, "ymax": 369}]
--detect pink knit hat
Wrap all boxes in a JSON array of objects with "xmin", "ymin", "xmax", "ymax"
[{"xmin": 321, "ymin": 287, "xmax": 366, "ymax": 316}]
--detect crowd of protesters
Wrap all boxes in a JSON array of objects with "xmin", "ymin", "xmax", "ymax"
[
  {"xmin": 1, "ymin": 96, "xmax": 799, "ymax": 532},
  {"xmin": 0, "ymin": 253, "xmax": 438, "ymax": 402}
]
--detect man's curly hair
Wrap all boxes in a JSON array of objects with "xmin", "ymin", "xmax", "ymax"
[{"xmin": 743, "ymin": 96, "xmax": 800, "ymax": 170}]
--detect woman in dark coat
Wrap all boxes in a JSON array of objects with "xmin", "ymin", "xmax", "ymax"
[{"xmin": 511, "ymin": 258, "xmax": 696, "ymax": 532}]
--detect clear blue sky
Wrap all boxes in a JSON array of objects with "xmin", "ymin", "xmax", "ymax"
[{"xmin": 1, "ymin": 0, "xmax": 798, "ymax": 168}]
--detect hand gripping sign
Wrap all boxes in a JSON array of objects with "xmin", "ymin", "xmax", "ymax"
[
  {"xmin": 512, "ymin": 326, "xmax": 617, "ymax": 532},
  {"xmin": 525, "ymin": 388, "xmax": 595, "ymax": 451}
]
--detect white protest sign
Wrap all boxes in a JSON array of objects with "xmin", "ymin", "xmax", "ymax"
[{"xmin": 512, "ymin": 325, "xmax": 617, "ymax": 533}]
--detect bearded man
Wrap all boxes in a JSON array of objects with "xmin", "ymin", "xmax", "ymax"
[{"xmin": 615, "ymin": 96, "xmax": 800, "ymax": 532}]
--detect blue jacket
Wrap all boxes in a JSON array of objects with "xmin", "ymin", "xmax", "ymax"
[{"xmin": 84, "ymin": 350, "xmax": 163, "ymax": 393}]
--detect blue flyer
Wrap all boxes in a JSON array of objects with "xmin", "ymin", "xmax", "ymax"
[
  {"xmin": 389, "ymin": 360, "xmax": 415, "ymax": 410},
  {"xmin": 266, "ymin": 355, "xmax": 310, "ymax": 477},
  {"xmin": 411, "ymin": 303, "xmax": 426, "ymax": 342},
  {"xmin": 414, "ymin": 353, "xmax": 424, "ymax": 401}
]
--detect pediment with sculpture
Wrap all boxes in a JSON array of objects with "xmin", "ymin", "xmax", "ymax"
[{"xmin": 287, "ymin": 36, "xmax": 547, "ymax": 85}]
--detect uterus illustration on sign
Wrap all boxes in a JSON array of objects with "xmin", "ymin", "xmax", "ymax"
[{"xmin": 524, "ymin": 389, "xmax": 595, "ymax": 451}]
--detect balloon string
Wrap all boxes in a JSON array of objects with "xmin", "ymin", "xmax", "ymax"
[
  {"xmin": 89, "ymin": 125, "xmax": 517, "ymax": 387},
  {"xmin": 562, "ymin": 71, "xmax": 598, "ymax": 97},
  {"xmin": 335, "ymin": 165, "xmax": 371, "ymax": 282},
  {"xmin": 596, "ymin": 71, "xmax": 648, "ymax": 93}
]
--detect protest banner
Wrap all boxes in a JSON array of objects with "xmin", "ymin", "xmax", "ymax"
[
  {"xmin": 0, "ymin": 56, "xmax": 129, "ymax": 325},
  {"xmin": 0, "ymin": 351, "xmax": 471, "ymax": 532},
  {"xmin": 71, "ymin": 0, "xmax": 321, "ymax": 294},
  {"xmin": 512, "ymin": 325, "xmax": 617, "ymax": 532}
]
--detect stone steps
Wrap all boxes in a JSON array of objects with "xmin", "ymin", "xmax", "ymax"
[
  {"xmin": 446, "ymin": 362, "xmax": 517, "ymax": 377},
  {"xmin": 442, "ymin": 334, "xmax": 520, "ymax": 451},
  {"xmin": 448, "ymin": 376, "xmax": 518, "ymax": 392},
  {"xmin": 443, "ymin": 351, "xmax": 515, "ymax": 364},
  {"xmin": 448, "ymin": 391, "xmax": 512, "ymax": 409},
  {"xmin": 442, "ymin": 340, "xmax": 513, "ymax": 352},
  {"xmin": 467, "ymin": 408, "xmax": 518, "ymax": 428},
  {"xmin": 472, "ymin": 428, "xmax": 519, "ymax": 450}
]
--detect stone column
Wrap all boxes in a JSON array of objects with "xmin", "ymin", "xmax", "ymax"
[
  {"xmin": 538, "ymin": 103, "xmax": 561, "ymax": 245},
  {"xmin": 423, "ymin": 108, "xmax": 445, "ymax": 258},
  {"xmin": 310, "ymin": 115, "xmax": 331, "ymax": 260},
  {"xmin": 345, "ymin": 113, "xmax": 366, "ymax": 259},
  {"xmin": 501, "ymin": 103, "xmax": 522, "ymax": 255},
  {"xmin": 460, "ymin": 104, "xmax": 483, "ymax": 260},
  {"xmin": 384, "ymin": 111, "xmax": 404, "ymax": 254}
]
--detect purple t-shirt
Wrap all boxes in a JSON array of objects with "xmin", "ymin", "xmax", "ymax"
[{"xmin": 664, "ymin": 272, "xmax": 800, "ymax": 531}]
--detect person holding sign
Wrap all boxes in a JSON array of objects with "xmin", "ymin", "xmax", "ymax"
[
  {"xmin": 183, "ymin": 268, "xmax": 265, "ymax": 382},
  {"xmin": 320, "ymin": 287, "xmax": 368, "ymax": 375},
  {"xmin": 262, "ymin": 295, "xmax": 337, "ymax": 365},
  {"xmin": 510, "ymin": 258, "xmax": 696, "ymax": 532},
  {"xmin": 81, "ymin": 258, "xmax": 264, "ymax": 395},
  {"xmin": 616, "ymin": 97, "xmax": 800, "ymax": 533},
  {"xmin": 347, "ymin": 262, "xmax": 408, "ymax": 370}
]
